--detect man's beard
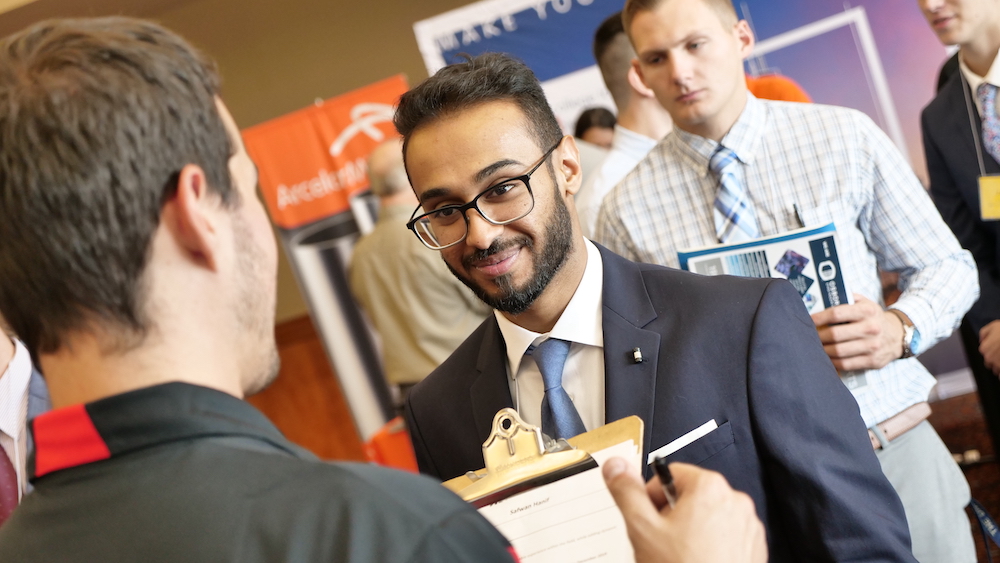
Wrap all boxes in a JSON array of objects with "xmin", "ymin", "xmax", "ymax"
[
  {"xmin": 233, "ymin": 214, "xmax": 281, "ymax": 397},
  {"xmin": 446, "ymin": 191, "xmax": 574, "ymax": 315}
]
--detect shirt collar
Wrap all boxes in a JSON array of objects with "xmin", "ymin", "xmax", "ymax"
[
  {"xmin": 29, "ymin": 382, "xmax": 307, "ymax": 480},
  {"xmin": 611, "ymin": 125, "xmax": 660, "ymax": 161},
  {"xmin": 670, "ymin": 93, "xmax": 766, "ymax": 177},
  {"xmin": 0, "ymin": 338, "xmax": 33, "ymax": 441},
  {"xmin": 960, "ymin": 50, "xmax": 1000, "ymax": 114},
  {"xmin": 495, "ymin": 239, "xmax": 604, "ymax": 379}
]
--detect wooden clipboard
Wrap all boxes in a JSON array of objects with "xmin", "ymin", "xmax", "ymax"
[{"xmin": 443, "ymin": 408, "xmax": 643, "ymax": 508}]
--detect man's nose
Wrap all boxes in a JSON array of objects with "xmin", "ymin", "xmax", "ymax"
[{"xmin": 463, "ymin": 209, "xmax": 504, "ymax": 249}]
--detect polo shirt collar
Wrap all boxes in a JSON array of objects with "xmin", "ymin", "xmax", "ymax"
[{"xmin": 28, "ymin": 382, "xmax": 303, "ymax": 480}]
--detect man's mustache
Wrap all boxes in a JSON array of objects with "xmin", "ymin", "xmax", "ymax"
[{"xmin": 462, "ymin": 236, "xmax": 533, "ymax": 269}]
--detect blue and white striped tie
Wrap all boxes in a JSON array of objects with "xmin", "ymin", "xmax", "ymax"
[{"xmin": 710, "ymin": 145, "xmax": 759, "ymax": 243}]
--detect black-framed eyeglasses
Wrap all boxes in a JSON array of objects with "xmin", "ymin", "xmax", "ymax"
[{"xmin": 406, "ymin": 139, "xmax": 563, "ymax": 250}]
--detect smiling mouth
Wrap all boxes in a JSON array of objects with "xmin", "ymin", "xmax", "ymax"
[
  {"xmin": 464, "ymin": 238, "xmax": 528, "ymax": 278},
  {"xmin": 932, "ymin": 15, "xmax": 954, "ymax": 29}
]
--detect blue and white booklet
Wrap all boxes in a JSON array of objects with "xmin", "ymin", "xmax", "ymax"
[{"xmin": 678, "ymin": 222, "xmax": 852, "ymax": 313}]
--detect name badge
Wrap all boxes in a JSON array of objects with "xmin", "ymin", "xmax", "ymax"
[{"xmin": 979, "ymin": 175, "xmax": 1000, "ymax": 221}]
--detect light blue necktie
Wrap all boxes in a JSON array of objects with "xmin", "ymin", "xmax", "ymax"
[
  {"xmin": 710, "ymin": 145, "xmax": 759, "ymax": 243},
  {"xmin": 978, "ymin": 83, "xmax": 1000, "ymax": 163},
  {"xmin": 529, "ymin": 338, "xmax": 586, "ymax": 440}
]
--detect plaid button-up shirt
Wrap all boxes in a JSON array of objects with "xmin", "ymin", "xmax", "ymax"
[{"xmin": 595, "ymin": 94, "xmax": 978, "ymax": 427}]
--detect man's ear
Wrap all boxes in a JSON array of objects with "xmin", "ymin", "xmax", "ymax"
[
  {"xmin": 735, "ymin": 20, "xmax": 755, "ymax": 60},
  {"xmin": 628, "ymin": 63, "xmax": 656, "ymax": 99},
  {"xmin": 557, "ymin": 136, "xmax": 584, "ymax": 197},
  {"xmin": 161, "ymin": 164, "xmax": 222, "ymax": 271}
]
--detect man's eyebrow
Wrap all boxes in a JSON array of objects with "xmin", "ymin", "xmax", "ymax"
[
  {"xmin": 475, "ymin": 159, "xmax": 523, "ymax": 184},
  {"xmin": 417, "ymin": 158, "xmax": 526, "ymax": 204},
  {"xmin": 418, "ymin": 187, "xmax": 450, "ymax": 204}
]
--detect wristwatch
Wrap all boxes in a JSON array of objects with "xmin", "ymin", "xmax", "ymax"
[{"xmin": 888, "ymin": 309, "xmax": 920, "ymax": 359}]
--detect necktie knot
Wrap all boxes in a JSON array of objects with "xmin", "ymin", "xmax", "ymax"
[
  {"xmin": 531, "ymin": 338, "xmax": 571, "ymax": 391},
  {"xmin": 709, "ymin": 145, "xmax": 739, "ymax": 176}
]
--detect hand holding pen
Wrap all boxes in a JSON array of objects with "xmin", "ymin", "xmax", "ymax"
[{"xmin": 602, "ymin": 457, "xmax": 768, "ymax": 563}]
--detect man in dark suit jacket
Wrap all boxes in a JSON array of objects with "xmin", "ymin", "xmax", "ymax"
[
  {"xmin": 919, "ymin": 0, "xmax": 1000, "ymax": 454},
  {"xmin": 396, "ymin": 52, "xmax": 914, "ymax": 563}
]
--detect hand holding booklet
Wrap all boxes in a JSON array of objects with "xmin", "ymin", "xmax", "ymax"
[
  {"xmin": 677, "ymin": 222, "xmax": 852, "ymax": 312},
  {"xmin": 443, "ymin": 410, "xmax": 643, "ymax": 563}
]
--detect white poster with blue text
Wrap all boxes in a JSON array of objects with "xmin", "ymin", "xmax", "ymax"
[{"xmin": 414, "ymin": 0, "xmax": 954, "ymax": 179}]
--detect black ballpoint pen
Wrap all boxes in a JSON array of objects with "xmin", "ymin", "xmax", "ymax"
[{"xmin": 652, "ymin": 456, "xmax": 677, "ymax": 509}]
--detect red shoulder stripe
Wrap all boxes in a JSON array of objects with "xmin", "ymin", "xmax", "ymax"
[{"xmin": 33, "ymin": 404, "xmax": 111, "ymax": 477}]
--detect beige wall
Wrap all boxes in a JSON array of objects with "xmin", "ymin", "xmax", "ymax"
[{"xmin": 150, "ymin": 0, "xmax": 471, "ymax": 322}]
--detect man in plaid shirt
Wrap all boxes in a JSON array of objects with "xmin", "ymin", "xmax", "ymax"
[{"xmin": 595, "ymin": 1, "xmax": 978, "ymax": 561}]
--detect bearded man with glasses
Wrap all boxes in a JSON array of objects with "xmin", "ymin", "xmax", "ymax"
[{"xmin": 397, "ymin": 53, "xmax": 914, "ymax": 562}]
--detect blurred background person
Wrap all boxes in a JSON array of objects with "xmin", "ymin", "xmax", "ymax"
[
  {"xmin": 918, "ymin": 0, "xmax": 1000, "ymax": 456},
  {"xmin": 0, "ymin": 315, "xmax": 48, "ymax": 527},
  {"xmin": 349, "ymin": 139, "xmax": 490, "ymax": 406},
  {"xmin": 574, "ymin": 106, "xmax": 617, "ymax": 149},
  {"xmin": 577, "ymin": 11, "xmax": 674, "ymax": 238}
]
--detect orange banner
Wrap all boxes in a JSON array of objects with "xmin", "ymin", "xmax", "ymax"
[{"xmin": 243, "ymin": 75, "xmax": 408, "ymax": 229}]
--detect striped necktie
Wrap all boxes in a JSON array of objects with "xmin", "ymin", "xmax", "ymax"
[
  {"xmin": 710, "ymin": 145, "xmax": 759, "ymax": 243},
  {"xmin": 978, "ymin": 83, "xmax": 1000, "ymax": 163},
  {"xmin": 529, "ymin": 338, "xmax": 586, "ymax": 440}
]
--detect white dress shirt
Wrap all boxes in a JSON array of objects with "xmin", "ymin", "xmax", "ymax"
[
  {"xmin": 496, "ymin": 239, "xmax": 605, "ymax": 432},
  {"xmin": 0, "ymin": 338, "xmax": 32, "ymax": 498},
  {"xmin": 576, "ymin": 126, "xmax": 659, "ymax": 238},
  {"xmin": 597, "ymin": 94, "xmax": 978, "ymax": 427}
]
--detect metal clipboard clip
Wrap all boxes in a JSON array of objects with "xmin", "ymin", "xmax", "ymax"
[{"xmin": 444, "ymin": 408, "xmax": 597, "ymax": 508}]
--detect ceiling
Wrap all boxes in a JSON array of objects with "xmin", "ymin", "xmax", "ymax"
[{"xmin": 0, "ymin": 0, "xmax": 197, "ymax": 37}]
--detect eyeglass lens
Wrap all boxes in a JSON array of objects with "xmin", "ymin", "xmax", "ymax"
[{"xmin": 412, "ymin": 178, "xmax": 533, "ymax": 249}]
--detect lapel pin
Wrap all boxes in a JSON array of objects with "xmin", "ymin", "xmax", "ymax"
[{"xmin": 632, "ymin": 347, "xmax": 643, "ymax": 364}]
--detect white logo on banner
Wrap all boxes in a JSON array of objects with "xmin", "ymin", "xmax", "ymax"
[{"xmin": 329, "ymin": 103, "xmax": 395, "ymax": 157}]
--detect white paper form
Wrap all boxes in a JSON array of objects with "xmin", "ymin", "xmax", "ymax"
[{"xmin": 477, "ymin": 441, "xmax": 639, "ymax": 563}]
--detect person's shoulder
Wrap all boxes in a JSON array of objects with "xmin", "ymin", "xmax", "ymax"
[
  {"xmin": 252, "ymin": 459, "xmax": 509, "ymax": 560},
  {"xmin": 763, "ymin": 98, "xmax": 866, "ymax": 128},
  {"xmin": 602, "ymin": 137, "xmax": 676, "ymax": 210},
  {"xmin": 600, "ymin": 247, "xmax": 774, "ymax": 308},
  {"xmin": 414, "ymin": 315, "xmax": 495, "ymax": 384},
  {"xmin": 923, "ymin": 71, "xmax": 963, "ymax": 122}
]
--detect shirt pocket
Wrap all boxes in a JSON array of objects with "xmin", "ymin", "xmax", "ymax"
[
  {"xmin": 661, "ymin": 420, "xmax": 735, "ymax": 465},
  {"xmin": 795, "ymin": 200, "xmax": 855, "ymax": 232}
]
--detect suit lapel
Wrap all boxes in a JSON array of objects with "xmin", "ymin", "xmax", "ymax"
[
  {"xmin": 470, "ymin": 318, "xmax": 515, "ymax": 442},
  {"xmin": 596, "ymin": 245, "xmax": 661, "ymax": 466},
  {"xmin": 940, "ymin": 74, "xmax": 1000, "ymax": 174}
]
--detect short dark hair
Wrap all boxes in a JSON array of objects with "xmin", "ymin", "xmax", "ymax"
[
  {"xmin": 592, "ymin": 12, "xmax": 635, "ymax": 107},
  {"xmin": 574, "ymin": 107, "xmax": 616, "ymax": 139},
  {"xmin": 593, "ymin": 11, "xmax": 626, "ymax": 64},
  {"xmin": 394, "ymin": 53, "xmax": 563, "ymax": 157},
  {"xmin": 0, "ymin": 17, "xmax": 236, "ymax": 358}
]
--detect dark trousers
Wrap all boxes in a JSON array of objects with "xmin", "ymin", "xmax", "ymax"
[{"xmin": 958, "ymin": 318, "xmax": 1000, "ymax": 455}]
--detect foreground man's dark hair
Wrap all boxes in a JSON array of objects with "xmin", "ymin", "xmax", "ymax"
[{"xmin": 0, "ymin": 17, "xmax": 237, "ymax": 357}]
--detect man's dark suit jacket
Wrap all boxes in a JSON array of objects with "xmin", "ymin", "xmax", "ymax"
[
  {"xmin": 922, "ymin": 69, "xmax": 1000, "ymax": 455},
  {"xmin": 406, "ymin": 245, "xmax": 915, "ymax": 563},
  {"xmin": 923, "ymin": 70, "xmax": 1000, "ymax": 334}
]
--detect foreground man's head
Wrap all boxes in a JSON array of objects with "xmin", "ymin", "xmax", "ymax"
[{"xmin": 0, "ymin": 17, "xmax": 279, "ymax": 403}]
